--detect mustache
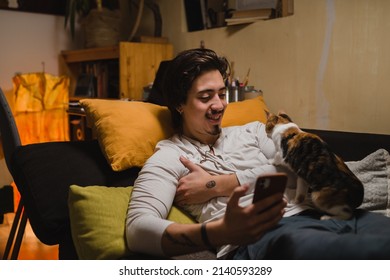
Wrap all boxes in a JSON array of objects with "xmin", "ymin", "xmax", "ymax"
[{"xmin": 208, "ymin": 108, "xmax": 224, "ymax": 115}]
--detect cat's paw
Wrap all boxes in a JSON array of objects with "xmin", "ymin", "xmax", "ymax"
[
  {"xmin": 271, "ymin": 155, "xmax": 282, "ymax": 165},
  {"xmin": 268, "ymin": 159, "xmax": 275, "ymax": 165},
  {"xmin": 320, "ymin": 215, "xmax": 333, "ymax": 220},
  {"xmin": 320, "ymin": 206, "xmax": 353, "ymax": 220}
]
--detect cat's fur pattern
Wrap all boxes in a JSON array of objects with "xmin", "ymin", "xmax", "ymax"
[{"xmin": 265, "ymin": 113, "xmax": 364, "ymax": 220}]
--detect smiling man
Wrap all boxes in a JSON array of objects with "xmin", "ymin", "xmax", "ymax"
[{"xmin": 126, "ymin": 48, "xmax": 285, "ymax": 259}]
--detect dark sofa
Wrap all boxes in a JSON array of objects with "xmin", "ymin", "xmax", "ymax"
[
  {"xmin": 11, "ymin": 140, "xmax": 140, "ymax": 259},
  {"xmin": 9, "ymin": 128, "xmax": 390, "ymax": 259}
]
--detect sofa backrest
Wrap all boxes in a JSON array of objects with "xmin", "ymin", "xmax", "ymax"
[{"xmin": 304, "ymin": 129, "xmax": 390, "ymax": 161}]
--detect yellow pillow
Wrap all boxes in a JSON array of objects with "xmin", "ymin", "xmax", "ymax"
[
  {"xmin": 80, "ymin": 99, "xmax": 174, "ymax": 171},
  {"xmin": 80, "ymin": 96, "xmax": 269, "ymax": 171},
  {"xmin": 222, "ymin": 96, "xmax": 269, "ymax": 127},
  {"xmin": 68, "ymin": 185, "xmax": 195, "ymax": 260}
]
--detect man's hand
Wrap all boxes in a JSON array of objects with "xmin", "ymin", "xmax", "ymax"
[
  {"xmin": 175, "ymin": 156, "xmax": 239, "ymax": 206},
  {"xmin": 175, "ymin": 156, "xmax": 217, "ymax": 205},
  {"xmin": 206, "ymin": 185, "xmax": 287, "ymax": 246}
]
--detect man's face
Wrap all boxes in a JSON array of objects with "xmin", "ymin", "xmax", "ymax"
[{"xmin": 179, "ymin": 70, "xmax": 227, "ymax": 144}]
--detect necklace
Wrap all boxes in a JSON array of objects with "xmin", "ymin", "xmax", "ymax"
[
  {"xmin": 207, "ymin": 144, "xmax": 215, "ymax": 155},
  {"xmin": 198, "ymin": 145, "xmax": 219, "ymax": 169},
  {"xmin": 181, "ymin": 135, "xmax": 219, "ymax": 168}
]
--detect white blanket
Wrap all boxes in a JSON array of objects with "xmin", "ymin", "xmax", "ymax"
[{"xmin": 346, "ymin": 149, "xmax": 390, "ymax": 217}]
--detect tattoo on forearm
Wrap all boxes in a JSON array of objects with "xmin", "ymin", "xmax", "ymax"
[
  {"xmin": 206, "ymin": 180, "xmax": 216, "ymax": 188},
  {"xmin": 164, "ymin": 231, "xmax": 197, "ymax": 247}
]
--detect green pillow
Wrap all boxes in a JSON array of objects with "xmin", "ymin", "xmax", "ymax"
[{"xmin": 68, "ymin": 185, "xmax": 196, "ymax": 260}]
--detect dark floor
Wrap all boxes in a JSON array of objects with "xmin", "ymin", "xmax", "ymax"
[
  {"xmin": 1, "ymin": 187, "xmax": 58, "ymax": 261},
  {"xmin": 0, "ymin": 212, "xmax": 59, "ymax": 260}
]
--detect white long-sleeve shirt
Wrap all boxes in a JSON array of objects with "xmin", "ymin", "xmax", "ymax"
[{"xmin": 126, "ymin": 121, "xmax": 311, "ymax": 258}]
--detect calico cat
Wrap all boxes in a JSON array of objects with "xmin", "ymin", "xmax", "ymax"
[{"xmin": 265, "ymin": 112, "xmax": 364, "ymax": 220}]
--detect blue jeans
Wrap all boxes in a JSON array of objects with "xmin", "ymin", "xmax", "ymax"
[{"xmin": 233, "ymin": 210, "xmax": 390, "ymax": 259}]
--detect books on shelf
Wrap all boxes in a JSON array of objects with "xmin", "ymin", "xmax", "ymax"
[
  {"xmin": 184, "ymin": 0, "xmax": 293, "ymax": 30},
  {"xmin": 225, "ymin": 8, "xmax": 274, "ymax": 25},
  {"xmin": 74, "ymin": 60, "xmax": 119, "ymax": 99}
]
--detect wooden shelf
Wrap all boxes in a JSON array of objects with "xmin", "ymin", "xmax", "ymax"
[
  {"xmin": 61, "ymin": 46, "xmax": 119, "ymax": 63},
  {"xmin": 60, "ymin": 42, "xmax": 173, "ymax": 100}
]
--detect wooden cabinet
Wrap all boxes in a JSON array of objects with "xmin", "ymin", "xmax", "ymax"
[
  {"xmin": 60, "ymin": 42, "xmax": 173, "ymax": 101},
  {"xmin": 119, "ymin": 42, "xmax": 173, "ymax": 100}
]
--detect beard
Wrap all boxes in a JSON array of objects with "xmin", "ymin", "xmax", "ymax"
[
  {"xmin": 209, "ymin": 124, "xmax": 221, "ymax": 136},
  {"xmin": 206, "ymin": 108, "xmax": 223, "ymax": 136}
]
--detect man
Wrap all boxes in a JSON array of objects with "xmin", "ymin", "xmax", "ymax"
[{"xmin": 126, "ymin": 48, "xmax": 390, "ymax": 259}]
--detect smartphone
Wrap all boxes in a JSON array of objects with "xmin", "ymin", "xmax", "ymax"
[{"xmin": 253, "ymin": 173, "xmax": 288, "ymax": 203}]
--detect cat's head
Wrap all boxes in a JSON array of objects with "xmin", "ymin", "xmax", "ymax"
[{"xmin": 265, "ymin": 112, "xmax": 293, "ymax": 135}]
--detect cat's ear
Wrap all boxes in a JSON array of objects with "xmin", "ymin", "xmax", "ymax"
[{"xmin": 278, "ymin": 111, "xmax": 293, "ymax": 122}]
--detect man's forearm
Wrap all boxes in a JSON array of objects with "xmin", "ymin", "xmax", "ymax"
[
  {"xmin": 208, "ymin": 173, "xmax": 239, "ymax": 198},
  {"xmin": 161, "ymin": 221, "xmax": 224, "ymax": 256}
]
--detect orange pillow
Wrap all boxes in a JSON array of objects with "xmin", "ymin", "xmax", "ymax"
[
  {"xmin": 80, "ymin": 99, "xmax": 173, "ymax": 171},
  {"xmin": 222, "ymin": 96, "xmax": 268, "ymax": 127}
]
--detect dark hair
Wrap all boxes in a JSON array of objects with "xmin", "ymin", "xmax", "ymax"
[{"xmin": 162, "ymin": 48, "xmax": 230, "ymax": 134}]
